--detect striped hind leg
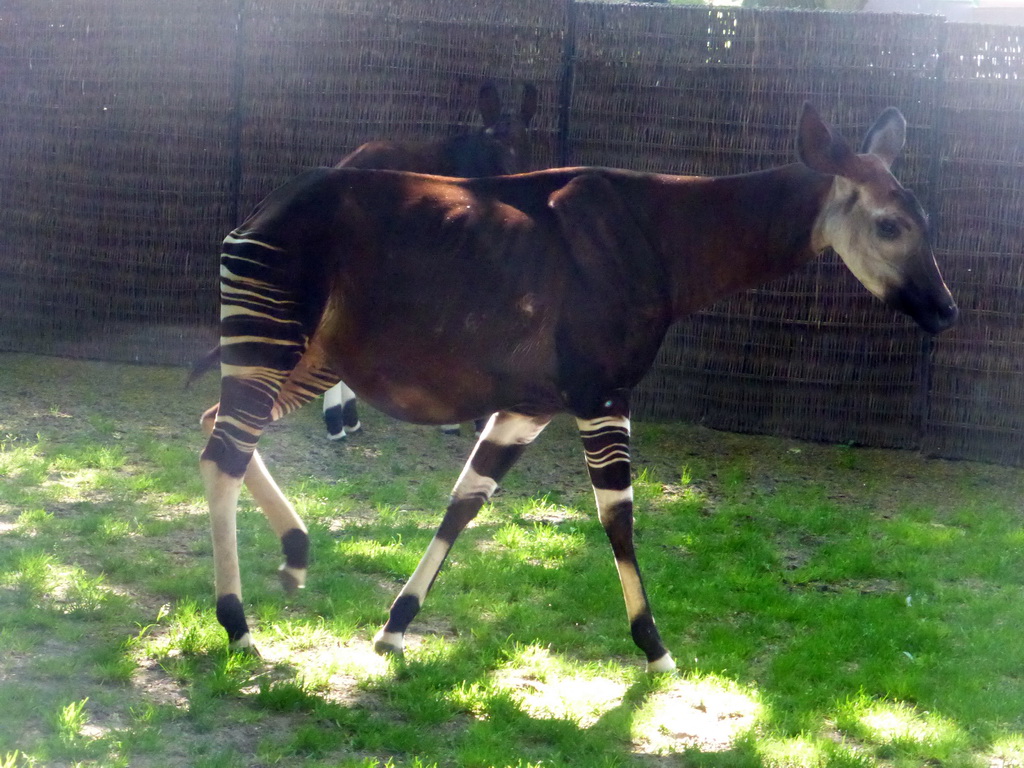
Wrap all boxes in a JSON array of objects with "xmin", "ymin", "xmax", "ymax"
[
  {"xmin": 202, "ymin": 353, "xmax": 342, "ymax": 651},
  {"xmin": 201, "ymin": 405, "xmax": 311, "ymax": 595},
  {"xmin": 201, "ymin": 381, "xmax": 291, "ymax": 652},
  {"xmin": 373, "ymin": 411, "xmax": 550, "ymax": 657},
  {"xmin": 323, "ymin": 381, "xmax": 361, "ymax": 440},
  {"xmin": 578, "ymin": 411, "xmax": 676, "ymax": 673},
  {"xmin": 202, "ymin": 229, "xmax": 340, "ymax": 650}
]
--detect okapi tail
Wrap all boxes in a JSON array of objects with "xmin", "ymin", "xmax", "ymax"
[{"xmin": 186, "ymin": 345, "xmax": 222, "ymax": 388}]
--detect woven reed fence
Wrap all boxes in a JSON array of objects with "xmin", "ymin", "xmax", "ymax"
[{"xmin": 1, "ymin": 0, "xmax": 1022, "ymax": 464}]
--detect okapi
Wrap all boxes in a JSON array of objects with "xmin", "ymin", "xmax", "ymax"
[
  {"xmin": 199, "ymin": 103, "xmax": 957, "ymax": 672},
  {"xmin": 322, "ymin": 80, "xmax": 539, "ymax": 440}
]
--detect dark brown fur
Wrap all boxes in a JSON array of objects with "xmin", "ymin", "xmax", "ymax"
[{"xmin": 242, "ymin": 164, "xmax": 848, "ymax": 424}]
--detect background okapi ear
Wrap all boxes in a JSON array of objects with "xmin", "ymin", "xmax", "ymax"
[
  {"xmin": 520, "ymin": 82, "xmax": 539, "ymax": 126},
  {"xmin": 859, "ymin": 107, "xmax": 906, "ymax": 169},
  {"xmin": 796, "ymin": 102, "xmax": 856, "ymax": 178},
  {"xmin": 478, "ymin": 82, "xmax": 502, "ymax": 129}
]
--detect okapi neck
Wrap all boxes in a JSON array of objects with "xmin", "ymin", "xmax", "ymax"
[{"xmin": 648, "ymin": 164, "xmax": 834, "ymax": 318}]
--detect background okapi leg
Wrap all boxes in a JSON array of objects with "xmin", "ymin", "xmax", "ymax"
[
  {"xmin": 322, "ymin": 380, "xmax": 360, "ymax": 440},
  {"xmin": 577, "ymin": 414, "xmax": 676, "ymax": 673},
  {"xmin": 373, "ymin": 410, "xmax": 551, "ymax": 657},
  {"xmin": 439, "ymin": 417, "xmax": 488, "ymax": 437}
]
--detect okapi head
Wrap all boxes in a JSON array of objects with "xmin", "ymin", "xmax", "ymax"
[
  {"xmin": 472, "ymin": 80, "xmax": 539, "ymax": 173},
  {"xmin": 339, "ymin": 81, "xmax": 539, "ymax": 178},
  {"xmin": 799, "ymin": 102, "xmax": 958, "ymax": 334}
]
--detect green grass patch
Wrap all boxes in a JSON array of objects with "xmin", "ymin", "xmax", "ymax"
[{"xmin": 0, "ymin": 353, "xmax": 1023, "ymax": 766}]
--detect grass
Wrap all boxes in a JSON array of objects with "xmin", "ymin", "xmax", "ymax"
[{"xmin": 1, "ymin": 351, "xmax": 1023, "ymax": 767}]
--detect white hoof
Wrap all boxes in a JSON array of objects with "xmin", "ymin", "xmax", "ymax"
[
  {"xmin": 372, "ymin": 628, "xmax": 405, "ymax": 657},
  {"xmin": 229, "ymin": 632, "xmax": 259, "ymax": 656},
  {"xmin": 646, "ymin": 652, "xmax": 677, "ymax": 674}
]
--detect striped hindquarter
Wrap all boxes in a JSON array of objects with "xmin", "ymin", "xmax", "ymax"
[
  {"xmin": 577, "ymin": 415, "xmax": 676, "ymax": 673},
  {"xmin": 373, "ymin": 411, "xmax": 551, "ymax": 657},
  {"xmin": 201, "ymin": 231, "xmax": 340, "ymax": 648},
  {"xmin": 204, "ymin": 232, "xmax": 321, "ymax": 474}
]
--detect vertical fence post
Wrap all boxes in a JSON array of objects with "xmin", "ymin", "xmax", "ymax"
[
  {"xmin": 227, "ymin": 0, "xmax": 248, "ymax": 229},
  {"xmin": 556, "ymin": 0, "xmax": 578, "ymax": 167},
  {"xmin": 918, "ymin": 18, "xmax": 951, "ymax": 451}
]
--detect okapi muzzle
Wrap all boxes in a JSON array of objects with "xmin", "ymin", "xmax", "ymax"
[{"xmin": 886, "ymin": 259, "xmax": 959, "ymax": 334}]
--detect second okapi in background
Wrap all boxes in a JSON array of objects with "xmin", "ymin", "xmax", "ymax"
[
  {"xmin": 198, "ymin": 103, "xmax": 957, "ymax": 672},
  {"xmin": 321, "ymin": 81, "xmax": 539, "ymax": 440}
]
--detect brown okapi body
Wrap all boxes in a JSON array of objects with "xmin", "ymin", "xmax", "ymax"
[
  {"xmin": 199, "ymin": 104, "xmax": 957, "ymax": 672},
  {"xmin": 322, "ymin": 80, "xmax": 538, "ymax": 439}
]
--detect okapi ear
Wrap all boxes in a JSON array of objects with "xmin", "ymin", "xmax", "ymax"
[
  {"xmin": 796, "ymin": 102, "xmax": 855, "ymax": 177},
  {"xmin": 860, "ymin": 107, "xmax": 906, "ymax": 169},
  {"xmin": 479, "ymin": 82, "xmax": 502, "ymax": 129},
  {"xmin": 520, "ymin": 83, "xmax": 539, "ymax": 125}
]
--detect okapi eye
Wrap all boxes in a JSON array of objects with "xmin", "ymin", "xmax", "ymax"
[{"xmin": 876, "ymin": 218, "xmax": 901, "ymax": 240}]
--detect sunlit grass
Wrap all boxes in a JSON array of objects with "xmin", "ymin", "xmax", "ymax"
[
  {"xmin": 486, "ymin": 643, "xmax": 630, "ymax": 727},
  {"xmin": 139, "ymin": 600, "xmax": 232, "ymax": 660},
  {"xmin": 52, "ymin": 697, "xmax": 91, "ymax": 748},
  {"xmin": 491, "ymin": 521, "xmax": 587, "ymax": 567},
  {"xmin": 987, "ymin": 735, "xmax": 1024, "ymax": 767},
  {"xmin": 0, "ymin": 441, "xmax": 49, "ymax": 490},
  {"xmin": 633, "ymin": 674, "xmax": 763, "ymax": 755},
  {"xmin": 1, "ymin": 550, "xmax": 125, "ymax": 616},
  {"xmin": 835, "ymin": 695, "xmax": 975, "ymax": 766},
  {"xmin": 335, "ymin": 534, "xmax": 428, "ymax": 578}
]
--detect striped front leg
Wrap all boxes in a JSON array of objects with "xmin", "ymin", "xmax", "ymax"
[
  {"xmin": 373, "ymin": 411, "xmax": 551, "ymax": 657},
  {"xmin": 578, "ymin": 414, "xmax": 676, "ymax": 673}
]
